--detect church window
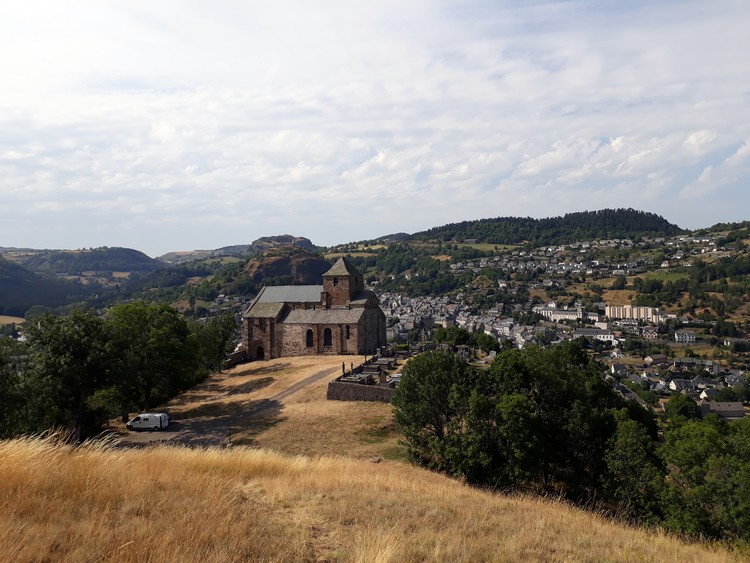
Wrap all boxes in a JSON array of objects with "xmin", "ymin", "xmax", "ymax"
[
  {"xmin": 333, "ymin": 277, "xmax": 338, "ymax": 286},
  {"xmin": 306, "ymin": 329, "xmax": 313, "ymax": 348},
  {"xmin": 324, "ymin": 328, "xmax": 332, "ymax": 347},
  {"xmin": 345, "ymin": 325, "xmax": 350, "ymax": 339}
]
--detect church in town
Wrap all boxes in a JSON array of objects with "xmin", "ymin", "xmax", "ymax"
[{"xmin": 241, "ymin": 257, "xmax": 387, "ymax": 360}]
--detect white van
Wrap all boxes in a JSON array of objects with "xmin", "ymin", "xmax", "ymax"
[{"xmin": 126, "ymin": 413, "xmax": 170, "ymax": 431}]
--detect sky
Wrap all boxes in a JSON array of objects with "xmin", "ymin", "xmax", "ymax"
[{"xmin": 1, "ymin": 1, "xmax": 749, "ymax": 257}]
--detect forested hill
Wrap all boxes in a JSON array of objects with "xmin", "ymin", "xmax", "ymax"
[
  {"xmin": 0, "ymin": 256, "xmax": 84, "ymax": 316},
  {"xmin": 411, "ymin": 209, "xmax": 683, "ymax": 246},
  {"xmin": 21, "ymin": 247, "xmax": 161, "ymax": 274}
]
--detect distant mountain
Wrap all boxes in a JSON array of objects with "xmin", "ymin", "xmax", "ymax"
[
  {"xmin": 0, "ymin": 256, "xmax": 85, "ymax": 316},
  {"xmin": 19, "ymin": 247, "xmax": 160, "ymax": 275},
  {"xmin": 411, "ymin": 208, "xmax": 683, "ymax": 246},
  {"xmin": 158, "ymin": 235, "xmax": 315, "ymax": 263},
  {"xmin": 243, "ymin": 246, "xmax": 331, "ymax": 285}
]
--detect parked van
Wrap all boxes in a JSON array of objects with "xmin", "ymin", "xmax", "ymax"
[{"xmin": 126, "ymin": 413, "xmax": 170, "ymax": 431}]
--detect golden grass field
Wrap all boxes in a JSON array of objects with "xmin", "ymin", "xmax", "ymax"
[
  {"xmin": 0, "ymin": 315, "xmax": 24, "ymax": 325},
  {"xmin": 1, "ymin": 438, "xmax": 742, "ymax": 562},
  {"xmin": 2, "ymin": 356, "xmax": 745, "ymax": 561}
]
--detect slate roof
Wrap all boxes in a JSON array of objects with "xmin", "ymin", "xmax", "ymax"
[
  {"xmin": 282, "ymin": 308, "xmax": 365, "ymax": 324},
  {"xmin": 243, "ymin": 302, "xmax": 285, "ymax": 319},
  {"xmin": 254, "ymin": 285, "xmax": 323, "ymax": 304},
  {"xmin": 348, "ymin": 290, "xmax": 376, "ymax": 306},
  {"xmin": 323, "ymin": 257, "xmax": 360, "ymax": 277}
]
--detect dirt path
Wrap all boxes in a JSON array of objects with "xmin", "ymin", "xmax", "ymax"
[{"xmin": 116, "ymin": 358, "xmax": 345, "ymax": 448}]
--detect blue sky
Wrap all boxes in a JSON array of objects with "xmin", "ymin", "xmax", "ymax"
[{"xmin": 1, "ymin": 1, "xmax": 749, "ymax": 256}]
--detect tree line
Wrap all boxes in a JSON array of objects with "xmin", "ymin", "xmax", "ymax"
[
  {"xmin": 393, "ymin": 343, "xmax": 750, "ymax": 543},
  {"xmin": 0, "ymin": 302, "xmax": 238, "ymax": 439},
  {"xmin": 411, "ymin": 209, "xmax": 683, "ymax": 246}
]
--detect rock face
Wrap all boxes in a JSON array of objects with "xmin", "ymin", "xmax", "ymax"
[
  {"xmin": 250, "ymin": 235, "xmax": 314, "ymax": 252},
  {"xmin": 159, "ymin": 235, "xmax": 316, "ymax": 263},
  {"xmin": 243, "ymin": 247, "xmax": 331, "ymax": 284},
  {"xmin": 210, "ymin": 235, "xmax": 315, "ymax": 258}
]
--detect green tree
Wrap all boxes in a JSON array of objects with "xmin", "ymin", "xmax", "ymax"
[
  {"xmin": 107, "ymin": 302, "xmax": 198, "ymax": 418},
  {"xmin": 24, "ymin": 310, "xmax": 111, "ymax": 438},
  {"xmin": 0, "ymin": 339, "xmax": 26, "ymax": 437},
  {"xmin": 604, "ymin": 411, "xmax": 664, "ymax": 522},
  {"xmin": 192, "ymin": 312, "xmax": 239, "ymax": 372},
  {"xmin": 664, "ymin": 394, "xmax": 700, "ymax": 424},
  {"xmin": 659, "ymin": 417, "xmax": 729, "ymax": 538},
  {"xmin": 394, "ymin": 342, "xmax": 646, "ymax": 503},
  {"xmin": 392, "ymin": 350, "xmax": 472, "ymax": 468},
  {"xmin": 611, "ymin": 276, "xmax": 627, "ymax": 290},
  {"xmin": 472, "ymin": 332, "xmax": 501, "ymax": 354},
  {"xmin": 433, "ymin": 326, "xmax": 472, "ymax": 346}
]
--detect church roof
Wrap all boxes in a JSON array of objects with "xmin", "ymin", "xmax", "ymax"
[
  {"xmin": 348, "ymin": 290, "xmax": 376, "ymax": 307},
  {"xmin": 254, "ymin": 285, "xmax": 323, "ymax": 304},
  {"xmin": 243, "ymin": 302, "xmax": 285, "ymax": 319},
  {"xmin": 323, "ymin": 257, "xmax": 360, "ymax": 277},
  {"xmin": 282, "ymin": 308, "xmax": 365, "ymax": 324}
]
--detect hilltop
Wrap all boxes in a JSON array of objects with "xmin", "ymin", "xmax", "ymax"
[
  {"xmin": 1, "ymin": 328, "xmax": 746, "ymax": 561},
  {"xmin": 411, "ymin": 208, "xmax": 683, "ymax": 246},
  {"xmin": 158, "ymin": 235, "xmax": 315, "ymax": 263},
  {"xmin": 17, "ymin": 246, "xmax": 160, "ymax": 275}
]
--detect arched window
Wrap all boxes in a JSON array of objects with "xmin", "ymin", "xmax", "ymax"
[
  {"xmin": 345, "ymin": 325, "xmax": 350, "ymax": 339},
  {"xmin": 306, "ymin": 329, "xmax": 314, "ymax": 348},
  {"xmin": 333, "ymin": 277, "xmax": 338, "ymax": 286},
  {"xmin": 324, "ymin": 328, "xmax": 332, "ymax": 347}
]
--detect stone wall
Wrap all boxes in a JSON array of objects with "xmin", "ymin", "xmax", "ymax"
[
  {"xmin": 326, "ymin": 379, "xmax": 395, "ymax": 403},
  {"xmin": 358, "ymin": 309, "xmax": 387, "ymax": 354},
  {"xmin": 279, "ymin": 323, "xmax": 360, "ymax": 356}
]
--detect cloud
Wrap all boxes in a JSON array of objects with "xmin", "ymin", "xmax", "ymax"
[
  {"xmin": 0, "ymin": 1, "xmax": 749, "ymax": 253},
  {"xmin": 681, "ymin": 141, "xmax": 750, "ymax": 199}
]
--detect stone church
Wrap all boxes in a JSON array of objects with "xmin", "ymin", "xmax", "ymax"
[{"xmin": 242, "ymin": 257, "xmax": 386, "ymax": 360}]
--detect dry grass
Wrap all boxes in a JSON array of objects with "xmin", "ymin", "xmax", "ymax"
[
  {"xmin": 0, "ymin": 315, "xmax": 24, "ymax": 325},
  {"xmin": 115, "ymin": 355, "xmax": 403, "ymax": 457},
  {"xmin": 162, "ymin": 355, "xmax": 404, "ymax": 460},
  {"xmin": 0, "ymin": 438, "xmax": 741, "ymax": 562},
  {"xmin": 601, "ymin": 289, "xmax": 636, "ymax": 306}
]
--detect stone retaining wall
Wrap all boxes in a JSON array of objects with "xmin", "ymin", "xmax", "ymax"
[{"xmin": 326, "ymin": 380, "xmax": 395, "ymax": 403}]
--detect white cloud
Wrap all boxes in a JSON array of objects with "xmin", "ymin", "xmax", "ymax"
[
  {"xmin": 681, "ymin": 141, "xmax": 750, "ymax": 199},
  {"xmin": 0, "ymin": 1, "xmax": 749, "ymax": 253}
]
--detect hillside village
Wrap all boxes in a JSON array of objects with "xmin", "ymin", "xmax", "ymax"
[{"xmin": 6, "ymin": 228, "xmax": 746, "ymax": 417}]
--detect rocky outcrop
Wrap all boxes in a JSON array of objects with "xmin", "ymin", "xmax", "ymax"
[{"xmin": 243, "ymin": 247, "xmax": 331, "ymax": 284}]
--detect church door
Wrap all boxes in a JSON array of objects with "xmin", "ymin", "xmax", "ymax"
[{"xmin": 256, "ymin": 346, "xmax": 265, "ymax": 360}]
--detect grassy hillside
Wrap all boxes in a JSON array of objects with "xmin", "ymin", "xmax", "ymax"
[
  {"xmin": 1, "ymin": 438, "xmax": 740, "ymax": 562},
  {"xmin": 0, "ymin": 255, "xmax": 84, "ymax": 316},
  {"xmin": 21, "ymin": 247, "xmax": 160, "ymax": 274},
  {"xmin": 2, "ymin": 354, "xmax": 743, "ymax": 562}
]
